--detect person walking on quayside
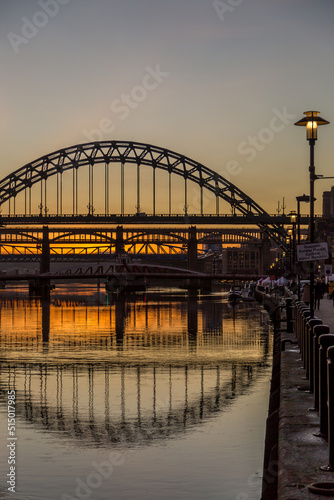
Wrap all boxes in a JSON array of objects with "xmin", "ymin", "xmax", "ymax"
[
  {"xmin": 314, "ymin": 280, "xmax": 323, "ymax": 310},
  {"xmin": 302, "ymin": 282, "xmax": 310, "ymax": 305}
]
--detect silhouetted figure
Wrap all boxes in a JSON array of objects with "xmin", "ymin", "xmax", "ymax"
[
  {"xmin": 321, "ymin": 279, "xmax": 328, "ymax": 295},
  {"xmin": 314, "ymin": 281, "xmax": 323, "ymax": 310},
  {"xmin": 302, "ymin": 283, "xmax": 310, "ymax": 305}
]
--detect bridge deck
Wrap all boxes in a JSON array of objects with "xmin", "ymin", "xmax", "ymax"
[{"xmin": 0, "ymin": 213, "xmax": 312, "ymax": 225}]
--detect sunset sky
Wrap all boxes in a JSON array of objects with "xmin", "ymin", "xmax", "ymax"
[{"xmin": 1, "ymin": 0, "xmax": 333, "ymax": 215}]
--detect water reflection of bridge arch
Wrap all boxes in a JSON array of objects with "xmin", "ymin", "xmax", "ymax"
[
  {"xmin": 0, "ymin": 291, "xmax": 271, "ymax": 447},
  {"xmin": 1, "ymin": 360, "xmax": 267, "ymax": 448}
]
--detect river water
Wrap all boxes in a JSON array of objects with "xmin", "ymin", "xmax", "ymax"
[{"xmin": 0, "ymin": 285, "xmax": 272, "ymax": 500}]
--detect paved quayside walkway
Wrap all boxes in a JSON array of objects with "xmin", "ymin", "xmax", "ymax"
[{"xmin": 278, "ymin": 295, "xmax": 334, "ymax": 499}]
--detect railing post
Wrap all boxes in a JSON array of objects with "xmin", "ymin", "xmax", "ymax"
[
  {"xmin": 286, "ymin": 298, "xmax": 293, "ymax": 333},
  {"xmin": 313, "ymin": 325, "xmax": 330, "ymax": 411},
  {"xmin": 307, "ymin": 318, "xmax": 322, "ymax": 388},
  {"xmin": 301, "ymin": 309, "xmax": 311, "ymax": 366},
  {"xmin": 320, "ymin": 346, "xmax": 334, "ymax": 471},
  {"xmin": 318, "ymin": 335, "xmax": 334, "ymax": 438},
  {"xmin": 293, "ymin": 301, "xmax": 302, "ymax": 337},
  {"xmin": 296, "ymin": 303, "xmax": 307, "ymax": 345}
]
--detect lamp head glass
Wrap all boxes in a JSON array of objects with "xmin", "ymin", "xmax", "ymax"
[{"xmin": 294, "ymin": 111, "xmax": 330, "ymax": 140}]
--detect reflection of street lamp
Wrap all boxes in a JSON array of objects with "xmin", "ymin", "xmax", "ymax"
[{"xmin": 295, "ymin": 111, "xmax": 330, "ymax": 317}]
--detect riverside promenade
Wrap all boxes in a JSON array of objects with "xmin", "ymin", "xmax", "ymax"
[{"xmin": 277, "ymin": 295, "xmax": 334, "ymax": 499}]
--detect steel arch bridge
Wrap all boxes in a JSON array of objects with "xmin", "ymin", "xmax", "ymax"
[{"xmin": 0, "ymin": 140, "xmax": 286, "ymax": 247}]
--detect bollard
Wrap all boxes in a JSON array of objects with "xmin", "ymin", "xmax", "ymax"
[
  {"xmin": 318, "ymin": 335, "xmax": 334, "ymax": 438},
  {"xmin": 327, "ymin": 346, "xmax": 334, "ymax": 468},
  {"xmin": 270, "ymin": 304, "xmax": 282, "ymax": 334},
  {"xmin": 301, "ymin": 309, "xmax": 311, "ymax": 367},
  {"xmin": 306, "ymin": 318, "xmax": 322, "ymax": 388},
  {"xmin": 296, "ymin": 305, "xmax": 304, "ymax": 356},
  {"xmin": 286, "ymin": 298, "xmax": 293, "ymax": 333},
  {"xmin": 296, "ymin": 304, "xmax": 308, "ymax": 346},
  {"xmin": 292, "ymin": 300, "xmax": 298, "ymax": 318},
  {"xmin": 294, "ymin": 301, "xmax": 303, "ymax": 337},
  {"xmin": 295, "ymin": 304, "xmax": 302, "ymax": 353},
  {"xmin": 293, "ymin": 301, "xmax": 301, "ymax": 336},
  {"xmin": 313, "ymin": 325, "xmax": 331, "ymax": 411},
  {"xmin": 320, "ymin": 346, "xmax": 334, "ymax": 471}
]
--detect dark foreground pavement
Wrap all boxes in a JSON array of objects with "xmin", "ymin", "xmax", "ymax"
[{"xmin": 278, "ymin": 295, "xmax": 334, "ymax": 499}]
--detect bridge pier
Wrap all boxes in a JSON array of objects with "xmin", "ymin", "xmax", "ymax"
[
  {"xmin": 28, "ymin": 226, "xmax": 52, "ymax": 299},
  {"xmin": 187, "ymin": 293, "xmax": 198, "ymax": 346},
  {"xmin": 42, "ymin": 299, "xmax": 50, "ymax": 347},
  {"xmin": 115, "ymin": 296, "xmax": 125, "ymax": 348},
  {"xmin": 29, "ymin": 280, "xmax": 52, "ymax": 300},
  {"xmin": 116, "ymin": 225, "xmax": 124, "ymax": 256},
  {"xmin": 187, "ymin": 226, "xmax": 198, "ymax": 271},
  {"xmin": 40, "ymin": 226, "xmax": 50, "ymax": 274}
]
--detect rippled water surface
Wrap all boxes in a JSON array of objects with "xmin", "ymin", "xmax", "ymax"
[{"xmin": 0, "ymin": 285, "xmax": 272, "ymax": 500}]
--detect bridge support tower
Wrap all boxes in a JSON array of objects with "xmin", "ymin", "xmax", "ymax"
[{"xmin": 187, "ymin": 226, "xmax": 198, "ymax": 271}]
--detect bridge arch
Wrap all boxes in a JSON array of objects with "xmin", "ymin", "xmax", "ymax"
[{"xmin": 0, "ymin": 141, "xmax": 286, "ymax": 247}]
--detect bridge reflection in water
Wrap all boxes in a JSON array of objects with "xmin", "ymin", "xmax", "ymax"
[{"xmin": 0, "ymin": 287, "xmax": 271, "ymax": 450}]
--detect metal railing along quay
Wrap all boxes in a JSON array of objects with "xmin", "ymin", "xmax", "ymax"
[{"xmin": 262, "ymin": 290, "xmax": 334, "ymax": 498}]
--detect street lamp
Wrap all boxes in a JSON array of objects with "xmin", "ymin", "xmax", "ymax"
[
  {"xmin": 295, "ymin": 195, "xmax": 311, "ymax": 299},
  {"xmin": 296, "ymin": 195, "xmax": 310, "ymax": 245},
  {"xmin": 289, "ymin": 212, "xmax": 297, "ymax": 291},
  {"xmin": 294, "ymin": 111, "xmax": 330, "ymax": 317},
  {"xmin": 289, "ymin": 211, "xmax": 297, "ymax": 224},
  {"xmin": 289, "ymin": 212, "xmax": 297, "ymax": 265},
  {"xmin": 286, "ymin": 231, "xmax": 293, "ymax": 276}
]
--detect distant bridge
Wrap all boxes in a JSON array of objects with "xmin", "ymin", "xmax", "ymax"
[
  {"xmin": 0, "ymin": 225, "xmax": 270, "ymax": 258},
  {"xmin": 0, "ymin": 225, "xmax": 278, "ymax": 277}
]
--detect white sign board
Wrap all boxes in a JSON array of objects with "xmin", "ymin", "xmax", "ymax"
[
  {"xmin": 325, "ymin": 264, "xmax": 333, "ymax": 275},
  {"xmin": 297, "ymin": 242, "xmax": 329, "ymax": 262}
]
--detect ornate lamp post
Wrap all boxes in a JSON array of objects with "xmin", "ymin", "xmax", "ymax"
[{"xmin": 294, "ymin": 111, "xmax": 330, "ymax": 317}]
